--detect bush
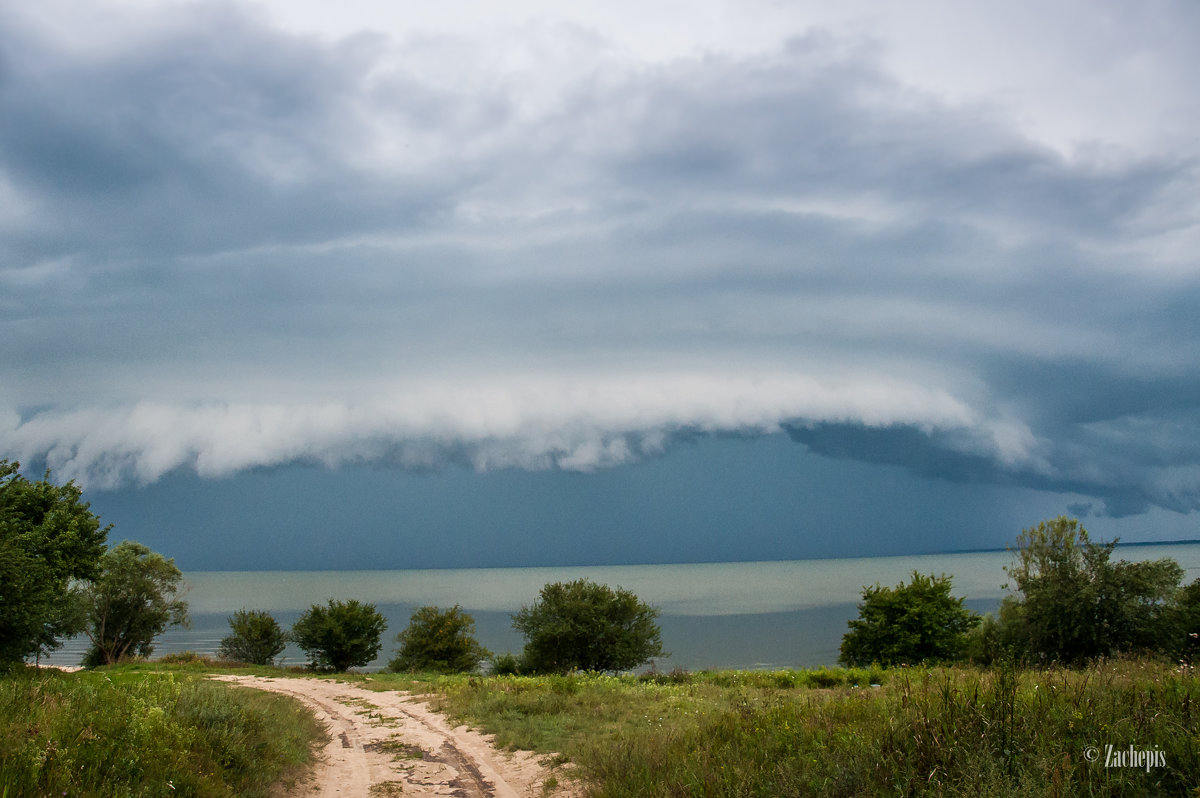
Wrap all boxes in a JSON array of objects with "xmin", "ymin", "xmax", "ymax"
[
  {"xmin": 513, "ymin": 579, "xmax": 665, "ymax": 674},
  {"xmin": 963, "ymin": 612, "xmax": 1008, "ymax": 666},
  {"xmin": 291, "ymin": 599, "xmax": 386, "ymax": 672},
  {"xmin": 219, "ymin": 609, "xmax": 288, "ymax": 666},
  {"xmin": 839, "ymin": 571, "xmax": 980, "ymax": 667},
  {"xmin": 389, "ymin": 605, "xmax": 489, "ymax": 673},
  {"xmin": 489, "ymin": 652, "xmax": 523, "ymax": 676}
]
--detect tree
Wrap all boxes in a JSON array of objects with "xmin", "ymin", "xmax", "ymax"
[
  {"xmin": 389, "ymin": 605, "xmax": 489, "ymax": 673},
  {"xmin": 1000, "ymin": 516, "xmax": 1183, "ymax": 665},
  {"xmin": 0, "ymin": 460, "xmax": 110, "ymax": 664},
  {"xmin": 77, "ymin": 540, "xmax": 190, "ymax": 666},
  {"xmin": 291, "ymin": 599, "xmax": 387, "ymax": 672},
  {"xmin": 839, "ymin": 571, "xmax": 980, "ymax": 666},
  {"xmin": 218, "ymin": 609, "xmax": 288, "ymax": 666},
  {"xmin": 513, "ymin": 579, "xmax": 665, "ymax": 674}
]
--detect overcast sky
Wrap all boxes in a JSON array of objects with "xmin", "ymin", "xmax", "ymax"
[{"xmin": 3, "ymin": 0, "xmax": 1199, "ymax": 568}]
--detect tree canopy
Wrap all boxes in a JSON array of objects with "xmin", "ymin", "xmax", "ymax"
[
  {"xmin": 513, "ymin": 579, "xmax": 665, "ymax": 674},
  {"xmin": 0, "ymin": 460, "xmax": 110, "ymax": 663},
  {"xmin": 291, "ymin": 599, "xmax": 387, "ymax": 672},
  {"xmin": 998, "ymin": 516, "xmax": 1184, "ymax": 664},
  {"xmin": 389, "ymin": 605, "xmax": 489, "ymax": 673},
  {"xmin": 839, "ymin": 571, "xmax": 980, "ymax": 666},
  {"xmin": 77, "ymin": 540, "xmax": 190, "ymax": 666},
  {"xmin": 218, "ymin": 609, "xmax": 288, "ymax": 666}
]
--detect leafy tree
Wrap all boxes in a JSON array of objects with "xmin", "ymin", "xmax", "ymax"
[
  {"xmin": 0, "ymin": 460, "xmax": 111, "ymax": 663},
  {"xmin": 291, "ymin": 599, "xmax": 386, "ymax": 672},
  {"xmin": 839, "ymin": 571, "xmax": 980, "ymax": 666},
  {"xmin": 218, "ymin": 609, "xmax": 288, "ymax": 666},
  {"xmin": 388, "ymin": 605, "xmax": 489, "ymax": 673},
  {"xmin": 513, "ymin": 579, "xmax": 665, "ymax": 674},
  {"xmin": 1000, "ymin": 516, "xmax": 1183, "ymax": 664},
  {"xmin": 78, "ymin": 540, "xmax": 190, "ymax": 666}
]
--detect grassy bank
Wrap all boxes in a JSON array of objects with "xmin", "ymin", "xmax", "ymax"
[
  {"xmin": 0, "ymin": 665, "xmax": 323, "ymax": 798},
  {"xmin": 364, "ymin": 659, "xmax": 1199, "ymax": 797}
]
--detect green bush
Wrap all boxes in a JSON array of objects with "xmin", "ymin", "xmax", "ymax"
[
  {"xmin": 291, "ymin": 599, "xmax": 386, "ymax": 672},
  {"xmin": 389, "ymin": 605, "xmax": 489, "ymax": 673},
  {"xmin": 839, "ymin": 571, "xmax": 980, "ymax": 666},
  {"xmin": 513, "ymin": 579, "xmax": 665, "ymax": 674},
  {"xmin": 489, "ymin": 652, "xmax": 523, "ymax": 676},
  {"xmin": 219, "ymin": 609, "xmax": 288, "ymax": 666}
]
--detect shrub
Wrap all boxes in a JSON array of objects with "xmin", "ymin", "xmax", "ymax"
[
  {"xmin": 219, "ymin": 609, "xmax": 288, "ymax": 666},
  {"xmin": 513, "ymin": 579, "xmax": 665, "ymax": 674},
  {"xmin": 389, "ymin": 605, "xmax": 489, "ymax": 673},
  {"xmin": 291, "ymin": 599, "xmax": 386, "ymax": 672},
  {"xmin": 489, "ymin": 652, "xmax": 523, "ymax": 676},
  {"xmin": 839, "ymin": 571, "xmax": 980, "ymax": 667}
]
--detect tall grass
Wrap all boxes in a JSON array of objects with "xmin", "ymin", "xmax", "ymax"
[
  {"xmin": 376, "ymin": 659, "xmax": 1198, "ymax": 797},
  {"xmin": 0, "ymin": 666, "xmax": 322, "ymax": 797}
]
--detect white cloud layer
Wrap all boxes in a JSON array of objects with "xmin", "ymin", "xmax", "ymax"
[{"xmin": 2, "ymin": 372, "xmax": 976, "ymax": 487}]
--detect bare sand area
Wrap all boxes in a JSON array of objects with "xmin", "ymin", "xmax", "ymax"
[{"xmin": 212, "ymin": 675, "xmax": 580, "ymax": 798}]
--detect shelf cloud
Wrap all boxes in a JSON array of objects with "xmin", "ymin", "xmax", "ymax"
[{"xmin": 3, "ymin": 0, "xmax": 1199, "ymax": 524}]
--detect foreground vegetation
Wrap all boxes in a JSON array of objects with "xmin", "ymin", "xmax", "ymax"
[
  {"xmin": 0, "ymin": 665, "xmax": 322, "ymax": 797},
  {"xmin": 365, "ymin": 657, "xmax": 1199, "ymax": 797},
  {"xmin": 5, "ymin": 656, "xmax": 1195, "ymax": 797}
]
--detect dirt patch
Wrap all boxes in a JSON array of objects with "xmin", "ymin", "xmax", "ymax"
[{"xmin": 212, "ymin": 675, "xmax": 580, "ymax": 798}]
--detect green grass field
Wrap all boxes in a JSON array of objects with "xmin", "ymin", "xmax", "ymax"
[
  {"xmin": 0, "ymin": 665, "xmax": 323, "ymax": 798},
  {"xmin": 361, "ymin": 658, "xmax": 1200, "ymax": 797},
  {"xmin": 3, "ymin": 657, "xmax": 1195, "ymax": 797}
]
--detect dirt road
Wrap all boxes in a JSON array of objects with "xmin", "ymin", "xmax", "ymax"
[{"xmin": 213, "ymin": 675, "xmax": 577, "ymax": 798}]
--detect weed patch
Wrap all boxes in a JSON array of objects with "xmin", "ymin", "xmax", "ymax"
[{"xmin": 0, "ymin": 666, "xmax": 323, "ymax": 797}]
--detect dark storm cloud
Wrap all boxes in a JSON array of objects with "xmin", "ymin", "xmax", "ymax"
[
  {"xmin": 1, "ymin": 2, "xmax": 1198, "ymax": 525},
  {"xmin": 0, "ymin": 7, "xmax": 473, "ymax": 263}
]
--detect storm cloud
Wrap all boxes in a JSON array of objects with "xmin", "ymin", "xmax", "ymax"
[{"xmin": 3, "ymin": 0, "xmax": 1199, "ymax": 524}]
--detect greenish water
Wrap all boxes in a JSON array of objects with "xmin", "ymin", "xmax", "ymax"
[{"xmin": 45, "ymin": 543, "xmax": 1200, "ymax": 670}]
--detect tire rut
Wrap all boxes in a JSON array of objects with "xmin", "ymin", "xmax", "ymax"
[{"xmin": 212, "ymin": 675, "xmax": 568, "ymax": 798}]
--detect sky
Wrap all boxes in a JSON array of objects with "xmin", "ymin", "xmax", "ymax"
[{"xmin": 2, "ymin": 0, "xmax": 1199, "ymax": 569}]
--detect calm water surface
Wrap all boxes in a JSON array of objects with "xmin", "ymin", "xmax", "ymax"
[{"xmin": 46, "ymin": 543, "xmax": 1200, "ymax": 670}]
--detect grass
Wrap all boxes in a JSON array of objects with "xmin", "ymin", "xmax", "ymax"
[
  {"xmin": 0, "ymin": 663, "xmax": 323, "ymax": 798},
  {"xmin": 360, "ymin": 658, "xmax": 1199, "ymax": 797},
  {"xmin": 7, "ymin": 655, "xmax": 1194, "ymax": 797}
]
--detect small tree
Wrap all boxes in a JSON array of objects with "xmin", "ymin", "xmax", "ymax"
[
  {"xmin": 78, "ymin": 540, "xmax": 190, "ymax": 666},
  {"xmin": 291, "ymin": 599, "xmax": 386, "ymax": 672},
  {"xmin": 389, "ymin": 605, "xmax": 489, "ymax": 673},
  {"xmin": 1000, "ymin": 516, "xmax": 1183, "ymax": 664},
  {"xmin": 218, "ymin": 609, "xmax": 288, "ymax": 666},
  {"xmin": 513, "ymin": 579, "xmax": 665, "ymax": 674},
  {"xmin": 0, "ymin": 460, "xmax": 110, "ymax": 664},
  {"xmin": 839, "ymin": 571, "xmax": 980, "ymax": 667}
]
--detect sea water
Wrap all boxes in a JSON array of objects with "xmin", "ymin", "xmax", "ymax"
[{"xmin": 42, "ymin": 543, "xmax": 1200, "ymax": 670}]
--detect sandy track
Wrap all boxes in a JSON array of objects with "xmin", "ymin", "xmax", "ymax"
[{"xmin": 212, "ymin": 675, "xmax": 577, "ymax": 798}]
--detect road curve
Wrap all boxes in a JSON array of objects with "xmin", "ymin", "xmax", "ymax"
[{"xmin": 212, "ymin": 674, "xmax": 573, "ymax": 798}]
